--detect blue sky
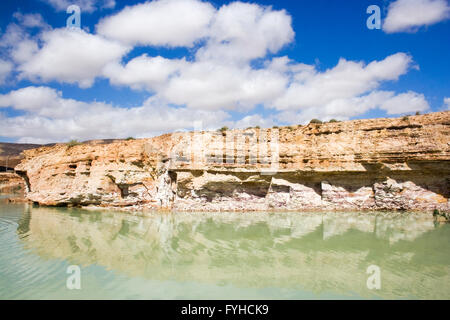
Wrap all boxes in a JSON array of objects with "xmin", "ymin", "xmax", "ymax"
[{"xmin": 0, "ymin": 0, "xmax": 449, "ymax": 143}]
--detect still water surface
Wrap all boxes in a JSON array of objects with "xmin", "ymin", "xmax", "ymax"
[{"xmin": 0, "ymin": 198, "xmax": 449, "ymax": 299}]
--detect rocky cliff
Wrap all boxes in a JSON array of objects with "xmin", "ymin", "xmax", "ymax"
[{"xmin": 15, "ymin": 111, "xmax": 450, "ymax": 213}]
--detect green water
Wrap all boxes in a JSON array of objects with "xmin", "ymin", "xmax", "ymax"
[{"xmin": 0, "ymin": 198, "xmax": 449, "ymax": 299}]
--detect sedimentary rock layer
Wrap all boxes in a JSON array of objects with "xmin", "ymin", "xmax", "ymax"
[{"xmin": 15, "ymin": 111, "xmax": 450, "ymax": 212}]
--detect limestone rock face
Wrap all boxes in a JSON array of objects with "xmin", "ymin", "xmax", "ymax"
[{"xmin": 15, "ymin": 111, "xmax": 450, "ymax": 212}]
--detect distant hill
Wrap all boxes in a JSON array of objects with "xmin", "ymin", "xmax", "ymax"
[{"xmin": 0, "ymin": 143, "xmax": 43, "ymax": 170}]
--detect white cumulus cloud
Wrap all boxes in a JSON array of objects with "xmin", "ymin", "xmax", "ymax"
[
  {"xmin": 196, "ymin": 1, "xmax": 294, "ymax": 64},
  {"xmin": 160, "ymin": 60, "xmax": 288, "ymax": 110},
  {"xmin": 0, "ymin": 59, "xmax": 13, "ymax": 84},
  {"xmin": 17, "ymin": 28, "xmax": 130, "ymax": 88},
  {"xmin": 268, "ymin": 52, "xmax": 430, "ymax": 124},
  {"xmin": 444, "ymin": 97, "xmax": 450, "ymax": 109},
  {"xmin": 275, "ymin": 90, "xmax": 429, "ymax": 124},
  {"xmin": 0, "ymin": 86, "xmax": 229, "ymax": 143},
  {"xmin": 273, "ymin": 53, "xmax": 413, "ymax": 111},
  {"xmin": 383, "ymin": 0, "xmax": 450, "ymax": 33},
  {"xmin": 12, "ymin": 12, "xmax": 50, "ymax": 29},
  {"xmin": 232, "ymin": 114, "xmax": 276, "ymax": 129},
  {"xmin": 97, "ymin": 0, "xmax": 216, "ymax": 47},
  {"xmin": 103, "ymin": 55, "xmax": 187, "ymax": 91},
  {"xmin": 379, "ymin": 91, "xmax": 429, "ymax": 114}
]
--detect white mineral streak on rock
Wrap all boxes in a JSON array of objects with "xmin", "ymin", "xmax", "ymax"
[{"xmin": 155, "ymin": 167, "xmax": 174, "ymax": 208}]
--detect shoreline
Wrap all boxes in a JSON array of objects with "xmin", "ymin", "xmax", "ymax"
[{"xmin": 2, "ymin": 193, "xmax": 448, "ymax": 223}]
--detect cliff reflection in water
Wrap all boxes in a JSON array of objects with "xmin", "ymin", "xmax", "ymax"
[{"xmin": 17, "ymin": 206, "xmax": 450, "ymax": 299}]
